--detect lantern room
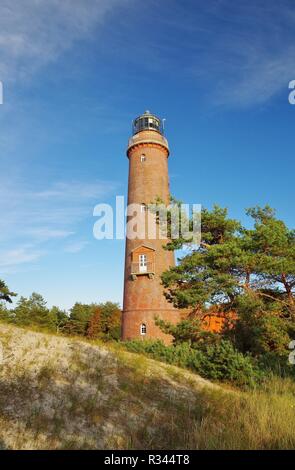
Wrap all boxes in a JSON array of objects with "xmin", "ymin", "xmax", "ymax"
[{"xmin": 132, "ymin": 111, "xmax": 164, "ymax": 135}]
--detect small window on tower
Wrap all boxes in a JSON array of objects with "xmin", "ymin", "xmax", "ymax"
[
  {"xmin": 140, "ymin": 203, "xmax": 147, "ymax": 213},
  {"xmin": 140, "ymin": 323, "xmax": 147, "ymax": 335},
  {"xmin": 140, "ymin": 154, "xmax": 146, "ymax": 162}
]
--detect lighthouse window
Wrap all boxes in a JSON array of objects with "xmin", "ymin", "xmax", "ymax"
[
  {"xmin": 141, "ymin": 203, "xmax": 147, "ymax": 213},
  {"xmin": 140, "ymin": 155, "xmax": 146, "ymax": 162},
  {"xmin": 139, "ymin": 254, "xmax": 147, "ymax": 273},
  {"xmin": 140, "ymin": 323, "xmax": 147, "ymax": 335}
]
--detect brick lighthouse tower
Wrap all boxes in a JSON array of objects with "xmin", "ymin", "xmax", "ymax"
[{"xmin": 122, "ymin": 111, "xmax": 180, "ymax": 344}]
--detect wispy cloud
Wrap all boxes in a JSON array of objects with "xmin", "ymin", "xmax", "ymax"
[
  {"xmin": 195, "ymin": 1, "xmax": 295, "ymax": 107},
  {"xmin": 35, "ymin": 181, "xmax": 114, "ymax": 201},
  {"xmin": 206, "ymin": 1, "xmax": 295, "ymax": 108},
  {"xmin": 0, "ymin": 178, "xmax": 118, "ymax": 270},
  {"xmin": 26, "ymin": 228, "xmax": 74, "ymax": 242},
  {"xmin": 0, "ymin": 0, "xmax": 130, "ymax": 83},
  {"xmin": 0, "ymin": 1, "xmax": 127, "ymax": 273},
  {"xmin": 0, "ymin": 178, "xmax": 118, "ymax": 240},
  {"xmin": 213, "ymin": 47, "xmax": 295, "ymax": 108},
  {"xmin": 0, "ymin": 246, "xmax": 44, "ymax": 268},
  {"xmin": 138, "ymin": 0, "xmax": 295, "ymax": 108},
  {"xmin": 64, "ymin": 241, "xmax": 89, "ymax": 254},
  {"xmin": 1, "ymin": 0, "xmax": 293, "ymax": 111}
]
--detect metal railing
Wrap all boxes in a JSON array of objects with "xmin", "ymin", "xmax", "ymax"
[
  {"xmin": 131, "ymin": 262, "xmax": 155, "ymax": 275},
  {"xmin": 127, "ymin": 134, "xmax": 169, "ymax": 153}
]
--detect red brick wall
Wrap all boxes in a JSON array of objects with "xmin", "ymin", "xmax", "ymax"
[{"xmin": 122, "ymin": 130, "xmax": 181, "ymax": 344}]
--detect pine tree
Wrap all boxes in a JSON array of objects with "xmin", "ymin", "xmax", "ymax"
[
  {"xmin": 49, "ymin": 306, "xmax": 68, "ymax": 332},
  {"xmin": 160, "ymin": 204, "xmax": 295, "ymax": 357},
  {"xmin": 0, "ymin": 279, "xmax": 16, "ymax": 303},
  {"xmin": 66, "ymin": 303, "xmax": 93, "ymax": 335},
  {"xmin": 14, "ymin": 293, "xmax": 55, "ymax": 330}
]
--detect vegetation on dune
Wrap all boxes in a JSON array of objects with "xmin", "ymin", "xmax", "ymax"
[
  {"xmin": 124, "ymin": 337, "xmax": 261, "ymax": 387},
  {"xmin": 0, "ymin": 294, "xmax": 121, "ymax": 342},
  {"xmin": 0, "ymin": 203, "xmax": 294, "ymax": 448},
  {"xmin": 0, "ymin": 324, "xmax": 295, "ymax": 450},
  {"xmin": 0, "ymin": 204, "xmax": 295, "ymax": 388},
  {"xmin": 153, "ymin": 203, "xmax": 295, "ymax": 383}
]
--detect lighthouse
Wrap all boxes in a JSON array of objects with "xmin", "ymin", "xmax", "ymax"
[{"xmin": 122, "ymin": 111, "xmax": 180, "ymax": 343}]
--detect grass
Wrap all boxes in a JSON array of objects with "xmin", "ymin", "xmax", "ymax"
[
  {"xmin": 0, "ymin": 322, "xmax": 295, "ymax": 449},
  {"xmin": 112, "ymin": 355, "xmax": 295, "ymax": 449}
]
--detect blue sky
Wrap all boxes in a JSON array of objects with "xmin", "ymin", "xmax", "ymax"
[{"xmin": 0, "ymin": 0, "xmax": 294, "ymax": 310}]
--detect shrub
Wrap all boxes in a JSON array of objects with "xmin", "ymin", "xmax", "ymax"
[
  {"xmin": 258, "ymin": 352, "xmax": 295, "ymax": 380},
  {"xmin": 197, "ymin": 340, "xmax": 263, "ymax": 387},
  {"xmin": 230, "ymin": 294, "xmax": 292, "ymax": 357},
  {"xmin": 0, "ymin": 302, "xmax": 13, "ymax": 322},
  {"xmin": 124, "ymin": 339, "xmax": 262, "ymax": 387}
]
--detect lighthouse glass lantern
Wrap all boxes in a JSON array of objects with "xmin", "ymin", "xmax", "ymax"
[{"xmin": 133, "ymin": 110, "xmax": 163, "ymax": 135}]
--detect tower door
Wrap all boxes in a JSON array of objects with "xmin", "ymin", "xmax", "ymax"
[{"xmin": 139, "ymin": 254, "xmax": 147, "ymax": 273}]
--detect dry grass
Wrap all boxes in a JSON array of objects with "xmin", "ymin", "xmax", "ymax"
[{"xmin": 0, "ymin": 322, "xmax": 295, "ymax": 449}]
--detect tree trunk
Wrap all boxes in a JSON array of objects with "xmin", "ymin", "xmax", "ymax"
[{"xmin": 281, "ymin": 273, "xmax": 294, "ymax": 309}]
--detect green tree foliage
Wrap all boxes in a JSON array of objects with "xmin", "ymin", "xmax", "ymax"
[
  {"xmin": 160, "ymin": 204, "xmax": 295, "ymax": 367},
  {"xmin": 155, "ymin": 317, "xmax": 218, "ymax": 346},
  {"xmin": 63, "ymin": 302, "xmax": 121, "ymax": 340},
  {"xmin": 162, "ymin": 205, "xmax": 294, "ymax": 310},
  {"xmin": 0, "ymin": 285, "xmax": 121, "ymax": 341},
  {"xmin": 125, "ymin": 339, "xmax": 261, "ymax": 387},
  {"xmin": 229, "ymin": 294, "xmax": 294, "ymax": 357},
  {"xmin": 0, "ymin": 279, "xmax": 16, "ymax": 303},
  {"xmin": 161, "ymin": 205, "xmax": 243, "ymax": 308},
  {"xmin": 65, "ymin": 303, "xmax": 94, "ymax": 335},
  {"xmin": 14, "ymin": 293, "xmax": 56, "ymax": 330},
  {"xmin": 49, "ymin": 306, "xmax": 68, "ymax": 332},
  {"xmin": 244, "ymin": 206, "xmax": 295, "ymax": 313},
  {"xmin": 0, "ymin": 302, "xmax": 13, "ymax": 322}
]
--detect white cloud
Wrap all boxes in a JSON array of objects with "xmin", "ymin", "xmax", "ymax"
[
  {"xmin": 0, "ymin": 178, "xmax": 118, "ymax": 241},
  {"xmin": 149, "ymin": 0, "xmax": 295, "ymax": 108},
  {"xmin": 26, "ymin": 228, "xmax": 74, "ymax": 242},
  {"xmin": 0, "ymin": 0, "xmax": 130, "ymax": 83},
  {"xmin": 0, "ymin": 178, "xmax": 118, "ymax": 269},
  {"xmin": 64, "ymin": 241, "xmax": 89, "ymax": 254},
  {"xmin": 35, "ymin": 181, "xmax": 115, "ymax": 201},
  {"xmin": 0, "ymin": 247, "xmax": 44, "ymax": 268},
  {"xmin": 0, "ymin": 0, "xmax": 125, "ymax": 276},
  {"xmin": 1, "ymin": 0, "xmax": 293, "ymax": 110},
  {"xmin": 211, "ymin": 40, "xmax": 295, "ymax": 109},
  {"xmin": 199, "ymin": 2, "xmax": 295, "ymax": 107}
]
